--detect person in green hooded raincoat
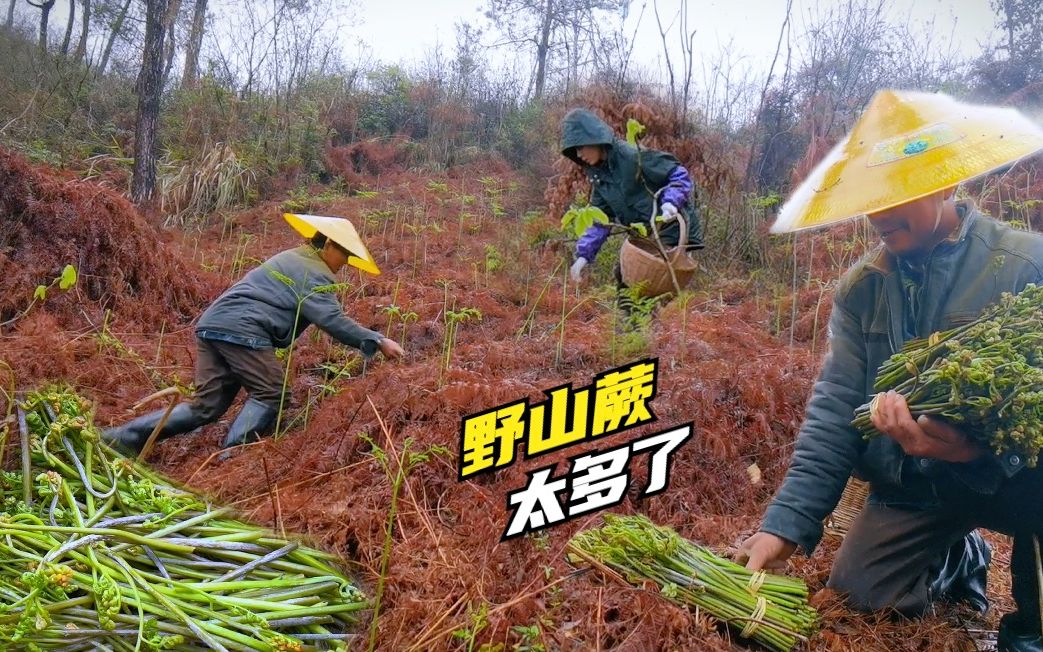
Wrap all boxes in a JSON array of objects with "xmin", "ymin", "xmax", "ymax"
[{"xmin": 560, "ymin": 108, "xmax": 704, "ymax": 289}]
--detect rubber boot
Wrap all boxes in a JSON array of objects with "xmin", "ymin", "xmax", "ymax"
[
  {"xmin": 617, "ymin": 288, "xmax": 636, "ymax": 319},
  {"xmin": 102, "ymin": 403, "xmax": 210, "ymax": 455},
  {"xmin": 928, "ymin": 530, "xmax": 991, "ymax": 613},
  {"xmin": 613, "ymin": 262, "xmax": 638, "ymax": 323},
  {"xmin": 217, "ymin": 399, "xmax": 278, "ymax": 460},
  {"xmin": 997, "ymin": 621, "xmax": 1038, "ymax": 652},
  {"xmin": 999, "ymin": 535, "xmax": 1043, "ymax": 652}
]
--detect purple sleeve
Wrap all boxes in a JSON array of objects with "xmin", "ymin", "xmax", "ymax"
[
  {"xmin": 576, "ymin": 222, "xmax": 612, "ymax": 260},
  {"xmin": 659, "ymin": 165, "xmax": 693, "ymax": 209}
]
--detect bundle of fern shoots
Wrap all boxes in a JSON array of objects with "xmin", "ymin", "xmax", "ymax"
[
  {"xmin": 852, "ymin": 283, "xmax": 1043, "ymax": 468},
  {"xmin": 0, "ymin": 385, "xmax": 366, "ymax": 651},
  {"xmin": 566, "ymin": 514, "xmax": 818, "ymax": 652}
]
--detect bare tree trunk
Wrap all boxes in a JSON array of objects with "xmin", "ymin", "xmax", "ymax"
[
  {"xmin": 271, "ymin": 0, "xmax": 283, "ymax": 106},
  {"xmin": 742, "ymin": 0, "xmax": 793, "ymax": 190},
  {"xmin": 653, "ymin": 0, "xmax": 676, "ymax": 111},
  {"xmin": 532, "ymin": 0, "xmax": 554, "ymax": 100},
  {"xmin": 29, "ymin": 0, "xmax": 57, "ymax": 53},
  {"xmin": 568, "ymin": 17, "xmax": 579, "ymax": 95},
  {"xmin": 181, "ymin": 0, "xmax": 207, "ymax": 88},
  {"xmin": 98, "ymin": 0, "xmax": 133, "ymax": 77},
  {"xmin": 60, "ymin": 0, "xmax": 75, "ymax": 56},
  {"xmin": 132, "ymin": 0, "xmax": 171, "ymax": 206},
  {"xmin": 1003, "ymin": 0, "xmax": 1015, "ymax": 56},
  {"xmin": 74, "ymin": 0, "xmax": 90, "ymax": 63},
  {"xmin": 161, "ymin": 0, "xmax": 182, "ymax": 87},
  {"xmin": 5, "ymin": 0, "xmax": 14, "ymax": 30},
  {"xmin": 678, "ymin": 0, "xmax": 696, "ymax": 121},
  {"xmin": 616, "ymin": 0, "xmax": 645, "ymax": 91}
]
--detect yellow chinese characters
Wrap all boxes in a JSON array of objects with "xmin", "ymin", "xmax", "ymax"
[
  {"xmin": 592, "ymin": 361, "xmax": 655, "ymax": 435},
  {"xmin": 459, "ymin": 401, "xmax": 526, "ymax": 478},
  {"xmin": 527, "ymin": 386, "xmax": 589, "ymax": 456},
  {"xmin": 458, "ymin": 359, "xmax": 658, "ymax": 479}
]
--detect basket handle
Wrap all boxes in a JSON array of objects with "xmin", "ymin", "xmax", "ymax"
[
  {"xmin": 645, "ymin": 190, "xmax": 690, "ymax": 297},
  {"xmin": 650, "ymin": 191, "xmax": 688, "ymax": 253}
]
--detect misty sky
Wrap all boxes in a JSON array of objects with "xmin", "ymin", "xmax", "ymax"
[
  {"xmin": 353, "ymin": 0, "xmax": 1000, "ymax": 75},
  {"xmin": 25, "ymin": 0, "xmax": 1003, "ymax": 83}
]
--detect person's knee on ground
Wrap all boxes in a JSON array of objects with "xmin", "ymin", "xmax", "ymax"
[
  {"xmin": 827, "ymin": 557, "xmax": 934, "ymax": 617},
  {"xmin": 828, "ymin": 531, "xmax": 992, "ymax": 617},
  {"xmin": 826, "ymin": 513, "xmax": 933, "ymax": 616}
]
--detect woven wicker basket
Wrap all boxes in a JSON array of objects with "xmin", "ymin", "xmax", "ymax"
[
  {"xmin": 619, "ymin": 214, "xmax": 697, "ymax": 298},
  {"xmin": 823, "ymin": 476, "xmax": 870, "ymax": 539}
]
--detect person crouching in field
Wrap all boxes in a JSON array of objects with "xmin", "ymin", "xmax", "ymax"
[
  {"xmin": 560, "ymin": 108, "xmax": 704, "ymax": 302},
  {"xmin": 735, "ymin": 90, "xmax": 1043, "ymax": 652},
  {"xmin": 104, "ymin": 213, "xmax": 403, "ymax": 456}
]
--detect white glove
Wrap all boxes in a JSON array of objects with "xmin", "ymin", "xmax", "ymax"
[
  {"xmin": 570, "ymin": 257, "xmax": 588, "ymax": 283},
  {"xmin": 661, "ymin": 202, "xmax": 679, "ymax": 219}
]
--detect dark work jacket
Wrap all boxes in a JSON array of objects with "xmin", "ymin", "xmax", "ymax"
[
  {"xmin": 560, "ymin": 108, "xmax": 704, "ymax": 252},
  {"xmin": 196, "ymin": 245, "xmax": 382, "ymax": 356},
  {"xmin": 761, "ymin": 205, "xmax": 1043, "ymax": 555}
]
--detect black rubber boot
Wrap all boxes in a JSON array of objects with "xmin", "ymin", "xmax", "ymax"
[
  {"xmin": 999, "ymin": 535, "xmax": 1043, "ymax": 652},
  {"xmin": 612, "ymin": 262, "xmax": 638, "ymax": 322},
  {"xmin": 102, "ymin": 403, "xmax": 210, "ymax": 455},
  {"xmin": 220, "ymin": 398, "xmax": 278, "ymax": 450},
  {"xmin": 929, "ymin": 530, "xmax": 991, "ymax": 613},
  {"xmin": 997, "ymin": 621, "xmax": 1038, "ymax": 652},
  {"xmin": 617, "ymin": 288, "xmax": 636, "ymax": 318}
]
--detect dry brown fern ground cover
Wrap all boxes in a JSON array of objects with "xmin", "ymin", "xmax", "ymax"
[{"xmin": 0, "ymin": 149, "xmax": 1015, "ymax": 651}]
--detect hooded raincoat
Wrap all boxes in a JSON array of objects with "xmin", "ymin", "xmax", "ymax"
[{"xmin": 560, "ymin": 108, "xmax": 704, "ymax": 261}]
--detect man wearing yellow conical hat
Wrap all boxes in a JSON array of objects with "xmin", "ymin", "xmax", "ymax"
[
  {"xmin": 734, "ymin": 90, "xmax": 1043, "ymax": 651},
  {"xmin": 103, "ymin": 214, "xmax": 404, "ymax": 456}
]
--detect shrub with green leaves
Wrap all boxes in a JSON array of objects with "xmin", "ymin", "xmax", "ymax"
[
  {"xmin": 2, "ymin": 264, "xmax": 78, "ymax": 330},
  {"xmin": 560, "ymin": 205, "xmax": 610, "ymax": 239},
  {"xmin": 34, "ymin": 265, "xmax": 77, "ymax": 301}
]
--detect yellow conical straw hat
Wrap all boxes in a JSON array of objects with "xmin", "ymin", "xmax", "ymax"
[
  {"xmin": 771, "ymin": 89, "xmax": 1043, "ymax": 234},
  {"xmin": 283, "ymin": 213, "xmax": 381, "ymax": 275}
]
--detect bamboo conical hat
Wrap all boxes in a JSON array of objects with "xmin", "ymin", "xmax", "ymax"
[
  {"xmin": 771, "ymin": 89, "xmax": 1043, "ymax": 234},
  {"xmin": 283, "ymin": 213, "xmax": 381, "ymax": 275}
]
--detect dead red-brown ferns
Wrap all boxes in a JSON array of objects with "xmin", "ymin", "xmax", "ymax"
[{"xmin": 0, "ymin": 145, "xmax": 1011, "ymax": 651}]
